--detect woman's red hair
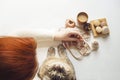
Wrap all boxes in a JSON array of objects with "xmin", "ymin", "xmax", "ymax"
[{"xmin": 0, "ymin": 37, "xmax": 38, "ymax": 80}]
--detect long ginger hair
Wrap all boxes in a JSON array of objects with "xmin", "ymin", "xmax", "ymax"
[{"xmin": 0, "ymin": 37, "xmax": 38, "ymax": 80}]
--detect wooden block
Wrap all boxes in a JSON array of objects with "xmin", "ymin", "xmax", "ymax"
[{"xmin": 90, "ymin": 18, "xmax": 109, "ymax": 37}]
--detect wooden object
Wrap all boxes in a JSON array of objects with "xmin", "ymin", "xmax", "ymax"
[{"xmin": 90, "ymin": 18, "xmax": 109, "ymax": 37}]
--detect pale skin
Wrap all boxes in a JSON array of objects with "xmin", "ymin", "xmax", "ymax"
[{"xmin": 54, "ymin": 28, "xmax": 83, "ymax": 42}]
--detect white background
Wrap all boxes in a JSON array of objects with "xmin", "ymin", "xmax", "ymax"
[{"xmin": 0, "ymin": 0, "xmax": 120, "ymax": 80}]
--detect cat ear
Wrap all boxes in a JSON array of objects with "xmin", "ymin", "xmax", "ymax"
[
  {"xmin": 57, "ymin": 44, "xmax": 67, "ymax": 58},
  {"xmin": 47, "ymin": 47, "xmax": 55, "ymax": 57}
]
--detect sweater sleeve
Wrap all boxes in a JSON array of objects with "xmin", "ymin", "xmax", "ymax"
[
  {"xmin": 16, "ymin": 29, "xmax": 55, "ymax": 41},
  {"xmin": 7, "ymin": 28, "xmax": 56, "ymax": 42},
  {"xmin": 12, "ymin": 28, "xmax": 63, "ymax": 47},
  {"xmin": 18, "ymin": 29, "xmax": 55, "ymax": 41}
]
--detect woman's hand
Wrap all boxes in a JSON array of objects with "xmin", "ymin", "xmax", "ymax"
[{"xmin": 54, "ymin": 28, "xmax": 83, "ymax": 41}]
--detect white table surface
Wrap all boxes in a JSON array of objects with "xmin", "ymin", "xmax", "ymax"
[{"xmin": 0, "ymin": 0, "xmax": 120, "ymax": 80}]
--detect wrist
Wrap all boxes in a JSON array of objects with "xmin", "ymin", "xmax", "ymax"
[{"xmin": 53, "ymin": 32, "xmax": 62, "ymax": 41}]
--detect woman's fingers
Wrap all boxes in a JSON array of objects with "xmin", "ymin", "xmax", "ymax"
[
  {"xmin": 68, "ymin": 31, "xmax": 83, "ymax": 39},
  {"xmin": 54, "ymin": 27, "xmax": 83, "ymax": 41}
]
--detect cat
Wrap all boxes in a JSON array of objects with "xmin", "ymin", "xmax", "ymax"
[{"xmin": 38, "ymin": 44, "xmax": 76, "ymax": 80}]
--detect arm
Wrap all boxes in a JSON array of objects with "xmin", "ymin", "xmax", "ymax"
[
  {"xmin": 14, "ymin": 29, "xmax": 55, "ymax": 42},
  {"xmin": 6, "ymin": 27, "xmax": 83, "ymax": 46}
]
